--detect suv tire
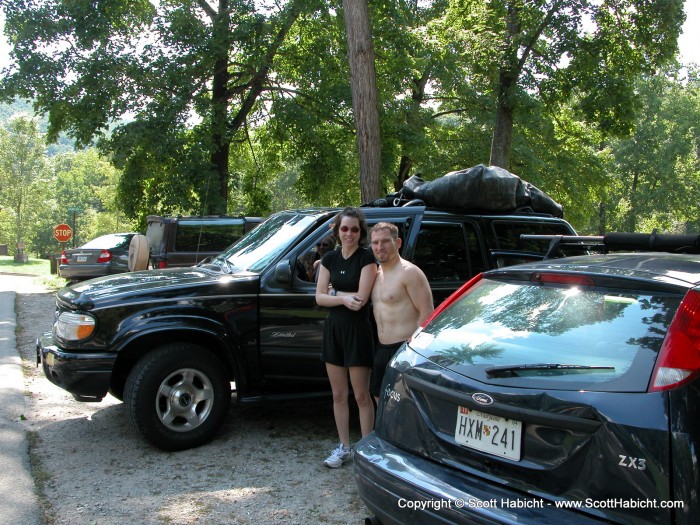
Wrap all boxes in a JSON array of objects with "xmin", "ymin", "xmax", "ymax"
[{"xmin": 123, "ymin": 343, "xmax": 231, "ymax": 451}]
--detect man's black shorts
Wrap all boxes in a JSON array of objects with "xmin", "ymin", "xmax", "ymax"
[{"xmin": 370, "ymin": 341, "xmax": 404, "ymax": 398}]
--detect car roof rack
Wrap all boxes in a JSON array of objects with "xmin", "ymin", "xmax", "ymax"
[
  {"xmin": 362, "ymin": 196, "xmax": 557, "ymax": 217},
  {"xmin": 521, "ymin": 232, "xmax": 700, "ymax": 260}
]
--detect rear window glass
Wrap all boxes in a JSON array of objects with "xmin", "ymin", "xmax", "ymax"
[
  {"xmin": 81, "ymin": 234, "xmax": 133, "ymax": 250},
  {"xmin": 413, "ymin": 223, "xmax": 472, "ymax": 283},
  {"xmin": 175, "ymin": 221, "xmax": 245, "ymax": 252},
  {"xmin": 492, "ymin": 221, "xmax": 573, "ymax": 252},
  {"xmin": 419, "ymin": 278, "xmax": 682, "ymax": 392},
  {"xmin": 146, "ymin": 220, "xmax": 164, "ymax": 249}
]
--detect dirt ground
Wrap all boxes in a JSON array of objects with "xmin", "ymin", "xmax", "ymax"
[{"xmin": 10, "ymin": 275, "xmax": 372, "ymax": 525}]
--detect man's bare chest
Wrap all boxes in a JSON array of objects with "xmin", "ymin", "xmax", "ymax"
[{"xmin": 374, "ymin": 272, "xmax": 408, "ymax": 305}]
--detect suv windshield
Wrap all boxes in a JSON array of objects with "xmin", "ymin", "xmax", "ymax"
[
  {"xmin": 416, "ymin": 277, "xmax": 683, "ymax": 392},
  {"xmin": 221, "ymin": 212, "xmax": 318, "ymax": 273}
]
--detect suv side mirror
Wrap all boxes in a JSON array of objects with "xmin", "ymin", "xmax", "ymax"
[{"xmin": 275, "ymin": 259, "xmax": 292, "ymax": 285}]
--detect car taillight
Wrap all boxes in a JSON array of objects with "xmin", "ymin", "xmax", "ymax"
[
  {"xmin": 157, "ymin": 260, "xmax": 167, "ymax": 269},
  {"xmin": 96, "ymin": 250, "xmax": 112, "ymax": 263},
  {"xmin": 60, "ymin": 251, "xmax": 68, "ymax": 264},
  {"xmin": 531, "ymin": 272, "xmax": 595, "ymax": 286},
  {"xmin": 649, "ymin": 289, "xmax": 700, "ymax": 392}
]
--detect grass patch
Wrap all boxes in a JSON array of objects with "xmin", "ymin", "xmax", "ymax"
[
  {"xmin": 0, "ymin": 255, "xmax": 68, "ymax": 290},
  {"xmin": 26, "ymin": 431, "xmax": 57, "ymax": 525},
  {"xmin": 37, "ymin": 275, "xmax": 69, "ymax": 291},
  {"xmin": 0, "ymin": 255, "xmax": 51, "ymax": 276}
]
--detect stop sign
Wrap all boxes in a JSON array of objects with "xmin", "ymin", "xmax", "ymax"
[{"xmin": 53, "ymin": 223, "xmax": 73, "ymax": 243}]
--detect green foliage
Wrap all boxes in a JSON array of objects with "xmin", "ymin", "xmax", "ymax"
[
  {"xmin": 0, "ymin": 115, "xmax": 49, "ymax": 252},
  {"xmin": 603, "ymin": 68, "xmax": 700, "ymax": 233},
  {"xmin": 0, "ymin": 107, "xmax": 138, "ymax": 256},
  {"xmin": 0, "ymin": 255, "xmax": 50, "ymax": 275},
  {"xmin": 1, "ymin": 0, "xmax": 697, "ymax": 240}
]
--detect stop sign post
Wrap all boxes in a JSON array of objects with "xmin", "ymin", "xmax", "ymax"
[{"xmin": 54, "ymin": 223, "xmax": 73, "ymax": 243}]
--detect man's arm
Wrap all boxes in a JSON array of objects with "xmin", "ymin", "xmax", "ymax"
[{"xmin": 405, "ymin": 265, "xmax": 434, "ymax": 326}]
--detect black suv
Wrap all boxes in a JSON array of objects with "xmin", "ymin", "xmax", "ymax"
[
  {"xmin": 36, "ymin": 205, "xmax": 575, "ymax": 451},
  {"xmin": 145, "ymin": 214, "xmax": 262, "ymax": 268}
]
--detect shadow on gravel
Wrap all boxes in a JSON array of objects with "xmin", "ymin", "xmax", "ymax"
[{"xmin": 33, "ymin": 396, "xmax": 367, "ymax": 524}]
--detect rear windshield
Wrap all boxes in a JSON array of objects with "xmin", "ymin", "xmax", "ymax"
[
  {"xmin": 81, "ymin": 233, "xmax": 134, "ymax": 249},
  {"xmin": 146, "ymin": 220, "xmax": 164, "ymax": 250},
  {"xmin": 174, "ymin": 220, "xmax": 246, "ymax": 252},
  {"xmin": 492, "ymin": 221, "xmax": 574, "ymax": 252},
  {"xmin": 418, "ymin": 278, "xmax": 682, "ymax": 392}
]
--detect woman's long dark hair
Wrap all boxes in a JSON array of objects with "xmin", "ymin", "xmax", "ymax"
[{"xmin": 331, "ymin": 207, "xmax": 369, "ymax": 247}]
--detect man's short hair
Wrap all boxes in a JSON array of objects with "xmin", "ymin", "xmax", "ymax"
[{"xmin": 371, "ymin": 222, "xmax": 399, "ymax": 240}]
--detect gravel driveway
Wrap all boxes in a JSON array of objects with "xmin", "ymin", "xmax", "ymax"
[{"xmin": 10, "ymin": 275, "xmax": 371, "ymax": 525}]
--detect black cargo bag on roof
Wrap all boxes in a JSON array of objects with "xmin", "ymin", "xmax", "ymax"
[{"xmin": 399, "ymin": 164, "xmax": 564, "ymax": 218}]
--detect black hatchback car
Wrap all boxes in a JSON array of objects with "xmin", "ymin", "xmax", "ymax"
[{"xmin": 354, "ymin": 233, "xmax": 700, "ymax": 525}]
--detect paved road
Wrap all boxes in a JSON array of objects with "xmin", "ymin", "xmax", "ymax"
[{"xmin": 0, "ymin": 274, "xmax": 43, "ymax": 525}]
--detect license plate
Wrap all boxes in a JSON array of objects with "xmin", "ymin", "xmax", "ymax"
[
  {"xmin": 76, "ymin": 256, "xmax": 87, "ymax": 262},
  {"xmin": 455, "ymin": 407, "xmax": 522, "ymax": 460}
]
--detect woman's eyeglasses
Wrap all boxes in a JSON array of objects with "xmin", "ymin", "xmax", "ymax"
[
  {"xmin": 316, "ymin": 242, "xmax": 331, "ymax": 248},
  {"xmin": 339, "ymin": 226, "xmax": 360, "ymax": 233}
]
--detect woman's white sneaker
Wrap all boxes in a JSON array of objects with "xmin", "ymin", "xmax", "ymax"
[{"xmin": 323, "ymin": 443, "xmax": 352, "ymax": 468}]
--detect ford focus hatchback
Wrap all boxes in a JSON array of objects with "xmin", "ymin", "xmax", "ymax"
[{"xmin": 355, "ymin": 234, "xmax": 700, "ymax": 525}]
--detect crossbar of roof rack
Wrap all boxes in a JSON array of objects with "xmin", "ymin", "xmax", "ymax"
[{"xmin": 521, "ymin": 232, "xmax": 700, "ymax": 259}]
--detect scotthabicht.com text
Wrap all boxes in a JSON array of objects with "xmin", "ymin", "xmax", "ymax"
[{"xmin": 396, "ymin": 497, "xmax": 685, "ymax": 512}]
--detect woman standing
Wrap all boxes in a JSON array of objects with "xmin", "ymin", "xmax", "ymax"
[{"xmin": 316, "ymin": 207, "xmax": 378, "ymax": 468}]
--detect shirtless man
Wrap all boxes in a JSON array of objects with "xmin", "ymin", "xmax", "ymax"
[{"xmin": 369, "ymin": 222, "xmax": 434, "ymax": 400}]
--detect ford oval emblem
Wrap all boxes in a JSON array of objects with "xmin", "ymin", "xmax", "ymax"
[{"xmin": 472, "ymin": 393, "xmax": 494, "ymax": 406}]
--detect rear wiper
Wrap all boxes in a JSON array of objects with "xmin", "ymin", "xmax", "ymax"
[{"xmin": 485, "ymin": 363, "xmax": 615, "ymax": 378}]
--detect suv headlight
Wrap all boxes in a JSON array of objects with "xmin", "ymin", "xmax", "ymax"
[{"xmin": 54, "ymin": 312, "xmax": 96, "ymax": 341}]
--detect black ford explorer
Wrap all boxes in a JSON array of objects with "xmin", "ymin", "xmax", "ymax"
[{"xmin": 37, "ymin": 205, "xmax": 575, "ymax": 451}]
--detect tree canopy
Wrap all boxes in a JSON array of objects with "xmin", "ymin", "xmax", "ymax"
[
  {"xmin": 0, "ymin": 0, "xmax": 693, "ymax": 240},
  {"xmin": 2, "ymin": 0, "xmax": 312, "ymax": 217},
  {"xmin": 439, "ymin": 0, "xmax": 685, "ymax": 168},
  {"xmin": 0, "ymin": 116, "xmax": 48, "ymax": 249}
]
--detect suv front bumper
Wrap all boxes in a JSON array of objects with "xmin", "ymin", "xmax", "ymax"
[{"xmin": 36, "ymin": 332, "xmax": 116, "ymax": 401}]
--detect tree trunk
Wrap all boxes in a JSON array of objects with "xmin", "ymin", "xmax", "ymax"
[
  {"xmin": 207, "ymin": 0, "xmax": 232, "ymax": 215},
  {"xmin": 489, "ymin": 1, "xmax": 522, "ymax": 170},
  {"xmin": 627, "ymin": 170, "xmax": 639, "ymax": 232},
  {"xmin": 489, "ymin": 85, "xmax": 514, "ymax": 169},
  {"xmin": 342, "ymin": 0, "xmax": 382, "ymax": 204},
  {"xmin": 209, "ymin": 0, "xmax": 304, "ymax": 214},
  {"xmin": 209, "ymin": 57, "xmax": 230, "ymax": 215},
  {"xmin": 396, "ymin": 155, "xmax": 413, "ymax": 192},
  {"xmin": 394, "ymin": 71, "xmax": 429, "ymax": 191}
]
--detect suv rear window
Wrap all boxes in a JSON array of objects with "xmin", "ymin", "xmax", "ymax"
[
  {"xmin": 420, "ymin": 278, "xmax": 682, "ymax": 392},
  {"xmin": 492, "ymin": 221, "xmax": 573, "ymax": 252},
  {"xmin": 412, "ymin": 222, "xmax": 483, "ymax": 283},
  {"xmin": 174, "ymin": 220, "xmax": 246, "ymax": 252},
  {"xmin": 146, "ymin": 220, "xmax": 164, "ymax": 251}
]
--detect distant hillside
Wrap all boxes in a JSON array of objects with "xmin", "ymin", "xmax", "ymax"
[{"xmin": 1, "ymin": 98, "xmax": 75, "ymax": 156}]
